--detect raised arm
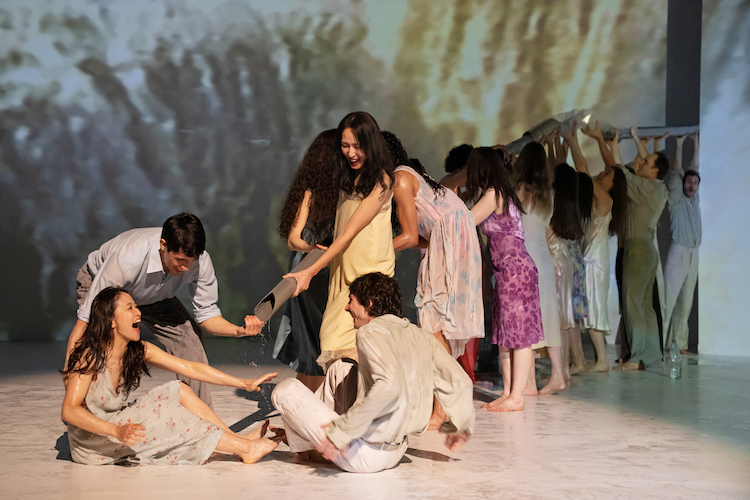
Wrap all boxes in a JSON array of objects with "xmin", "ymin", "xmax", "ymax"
[
  {"xmin": 630, "ymin": 126, "xmax": 649, "ymax": 161},
  {"xmin": 582, "ymin": 121, "xmax": 617, "ymax": 168},
  {"xmin": 144, "ymin": 342, "xmax": 277, "ymax": 391},
  {"xmin": 285, "ymin": 178, "xmax": 392, "ymax": 296},
  {"xmin": 607, "ymin": 131, "xmax": 623, "ymax": 164},
  {"xmin": 674, "ymin": 134, "xmax": 688, "ymax": 172},
  {"xmin": 561, "ymin": 121, "xmax": 589, "ymax": 175},
  {"xmin": 689, "ymin": 132, "xmax": 699, "ymax": 169},
  {"xmin": 288, "ymin": 190, "xmax": 316, "ymax": 253},
  {"xmin": 392, "ymin": 170, "xmax": 421, "ymax": 252},
  {"xmin": 653, "ymin": 131, "xmax": 669, "ymax": 153},
  {"xmin": 62, "ymin": 370, "xmax": 146, "ymax": 445}
]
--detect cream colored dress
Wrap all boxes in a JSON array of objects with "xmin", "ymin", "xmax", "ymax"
[
  {"xmin": 582, "ymin": 209, "xmax": 612, "ymax": 332},
  {"xmin": 317, "ymin": 191, "xmax": 395, "ymax": 369}
]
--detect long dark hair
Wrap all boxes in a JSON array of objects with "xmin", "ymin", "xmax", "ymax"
[
  {"xmin": 577, "ymin": 172, "xmax": 594, "ymax": 226},
  {"xmin": 444, "ymin": 144, "xmax": 473, "ymax": 173},
  {"xmin": 466, "ymin": 147, "xmax": 524, "ymax": 214},
  {"xmin": 550, "ymin": 163, "xmax": 584, "ymax": 240},
  {"xmin": 609, "ymin": 167, "xmax": 628, "ymax": 237},
  {"xmin": 63, "ymin": 287, "xmax": 149, "ymax": 396},
  {"xmin": 511, "ymin": 141, "xmax": 553, "ymax": 216},
  {"xmin": 278, "ymin": 129, "xmax": 338, "ymax": 244},
  {"xmin": 335, "ymin": 112, "xmax": 394, "ymax": 198}
]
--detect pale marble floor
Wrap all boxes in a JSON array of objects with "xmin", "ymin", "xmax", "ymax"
[{"xmin": 1, "ymin": 339, "xmax": 749, "ymax": 500}]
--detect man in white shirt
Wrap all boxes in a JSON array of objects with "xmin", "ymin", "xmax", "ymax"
[
  {"xmin": 663, "ymin": 133, "xmax": 701, "ymax": 354},
  {"xmin": 64, "ymin": 213, "xmax": 263, "ymax": 407},
  {"xmin": 271, "ymin": 272, "xmax": 474, "ymax": 473}
]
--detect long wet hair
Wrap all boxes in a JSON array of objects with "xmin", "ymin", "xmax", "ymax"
[
  {"xmin": 466, "ymin": 147, "xmax": 524, "ymax": 214},
  {"xmin": 335, "ymin": 112, "xmax": 394, "ymax": 198},
  {"xmin": 278, "ymin": 129, "xmax": 338, "ymax": 245},
  {"xmin": 550, "ymin": 163, "xmax": 584, "ymax": 240},
  {"xmin": 511, "ymin": 141, "xmax": 553, "ymax": 216},
  {"xmin": 577, "ymin": 171, "xmax": 594, "ymax": 226},
  {"xmin": 63, "ymin": 287, "xmax": 149, "ymax": 396},
  {"xmin": 609, "ymin": 167, "xmax": 628, "ymax": 237}
]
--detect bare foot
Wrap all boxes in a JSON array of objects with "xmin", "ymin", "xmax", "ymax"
[
  {"xmin": 239, "ymin": 438, "xmax": 278, "ymax": 464},
  {"xmin": 539, "ymin": 377, "xmax": 567, "ymax": 395},
  {"xmin": 481, "ymin": 392, "xmax": 509, "ymax": 409},
  {"xmin": 569, "ymin": 363, "xmax": 585, "ymax": 375},
  {"xmin": 525, "ymin": 380, "xmax": 539, "ymax": 397},
  {"xmin": 244, "ymin": 419, "xmax": 270, "ymax": 440},
  {"xmin": 584, "ymin": 362, "xmax": 610, "ymax": 373},
  {"xmin": 612, "ymin": 360, "xmax": 642, "ymax": 371},
  {"xmin": 485, "ymin": 396, "xmax": 524, "ymax": 412}
]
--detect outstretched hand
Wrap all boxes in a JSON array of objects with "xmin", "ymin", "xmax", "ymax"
[
  {"xmin": 115, "ymin": 423, "xmax": 146, "ymax": 445},
  {"xmin": 240, "ymin": 372, "xmax": 278, "ymax": 392}
]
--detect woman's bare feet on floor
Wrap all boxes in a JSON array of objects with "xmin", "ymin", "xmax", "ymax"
[
  {"xmin": 584, "ymin": 362, "xmax": 610, "ymax": 373},
  {"xmin": 244, "ymin": 419, "xmax": 270, "ymax": 440},
  {"xmin": 612, "ymin": 360, "xmax": 644, "ymax": 371},
  {"xmin": 538, "ymin": 376, "xmax": 567, "ymax": 395},
  {"xmin": 569, "ymin": 363, "xmax": 585, "ymax": 375},
  {"xmin": 484, "ymin": 396, "xmax": 523, "ymax": 412},
  {"xmin": 239, "ymin": 438, "xmax": 278, "ymax": 464}
]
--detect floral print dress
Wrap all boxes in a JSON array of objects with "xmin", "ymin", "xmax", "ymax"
[
  {"xmin": 480, "ymin": 203, "xmax": 545, "ymax": 349},
  {"xmin": 68, "ymin": 372, "xmax": 224, "ymax": 465}
]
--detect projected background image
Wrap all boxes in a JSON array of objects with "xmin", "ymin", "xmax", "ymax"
[{"xmin": 0, "ymin": 0, "xmax": 669, "ymax": 340}]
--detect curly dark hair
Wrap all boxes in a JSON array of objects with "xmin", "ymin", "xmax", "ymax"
[
  {"xmin": 512, "ymin": 141, "xmax": 553, "ymax": 216},
  {"xmin": 444, "ymin": 144, "xmax": 473, "ymax": 173},
  {"xmin": 465, "ymin": 147, "xmax": 524, "ymax": 215},
  {"xmin": 278, "ymin": 129, "xmax": 339, "ymax": 244},
  {"xmin": 550, "ymin": 163, "xmax": 584, "ymax": 240},
  {"xmin": 609, "ymin": 167, "xmax": 628, "ymax": 237},
  {"xmin": 577, "ymin": 171, "xmax": 594, "ymax": 226},
  {"xmin": 162, "ymin": 213, "xmax": 205, "ymax": 258},
  {"xmin": 349, "ymin": 272, "xmax": 403, "ymax": 318},
  {"xmin": 63, "ymin": 287, "xmax": 149, "ymax": 396},
  {"xmin": 335, "ymin": 112, "xmax": 394, "ymax": 198}
]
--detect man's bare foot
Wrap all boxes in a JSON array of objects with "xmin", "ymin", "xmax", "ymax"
[
  {"xmin": 570, "ymin": 363, "xmax": 585, "ymax": 375},
  {"xmin": 584, "ymin": 362, "xmax": 610, "ymax": 373},
  {"xmin": 539, "ymin": 377, "xmax": 566, "ymax": 395},
  {"xmin": 679, "ymin": 349, "xmax": 694, "ymax": 355},
  {"xmin": 244, "ymin": 419, "xmax": 270, "ymax": 440},
  {"xmin": 485, "ymin": 396, "xmax": 523, "ymax": 412},
  {"xmin": 238, "ymin": 438, "xmax": 278, "ymax": 464}
]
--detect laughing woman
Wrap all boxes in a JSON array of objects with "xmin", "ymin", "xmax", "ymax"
[{"xmin": 62, "ymin": 287, "xmax": 279, "ymax": 465}]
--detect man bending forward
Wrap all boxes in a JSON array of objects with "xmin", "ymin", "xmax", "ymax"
[{"xmin": 271, "ymin": 272, "xmax": 474, "ymax": 473}]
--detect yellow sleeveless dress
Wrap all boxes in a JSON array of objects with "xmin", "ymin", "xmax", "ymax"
[{"xmin": 317, "ymin": 191, "xmax": 395, "ymax": 370}]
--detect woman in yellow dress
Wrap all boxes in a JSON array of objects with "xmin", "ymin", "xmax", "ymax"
[{"xmin": 285, "ymin": 112, "xmax": 395, "ymax": 409}]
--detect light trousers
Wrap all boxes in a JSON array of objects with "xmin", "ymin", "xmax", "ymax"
[
  {"xmin": 663, "ymin": 243, "xmax": 699, "ymax": 350},
  {"xmin": 271, "ymin": 377, "xmax": 407, "ymax": 473},
  {"xmin": 622, "ymin": 238, "xmax": 662, "ymax": 365}
]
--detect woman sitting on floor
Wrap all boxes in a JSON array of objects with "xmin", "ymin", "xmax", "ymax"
[{"xmin": 62, "ymin": 287, "xmax": 280, "ymax": 465}]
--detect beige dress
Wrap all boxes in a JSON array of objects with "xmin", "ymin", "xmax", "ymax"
[{"xmin": 317, "ymin": 191, "xmax": 395, "ymax": 369}]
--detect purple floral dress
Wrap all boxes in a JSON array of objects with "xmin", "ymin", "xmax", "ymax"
[
  {"xmin": 68, "ymin": 373, "xmax": 224, "ymax": 465},
  {"xmin": 480, "ymin": 203, "xmax": 545, "ymax": 349}
]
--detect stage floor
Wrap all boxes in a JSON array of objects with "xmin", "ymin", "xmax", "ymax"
[{"xmin": 1, "ymin": 339, "xmax": 749, "ymax": 499}]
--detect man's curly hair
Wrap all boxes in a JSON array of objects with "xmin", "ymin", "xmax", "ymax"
[{"xmin": 349, "ymin": 272, "xmax": 403, "ymax": 319}]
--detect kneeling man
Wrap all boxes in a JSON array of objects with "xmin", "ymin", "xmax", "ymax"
[{"xmin": 272, "ymin": 272, "xmax": 474, "ymax": 473}]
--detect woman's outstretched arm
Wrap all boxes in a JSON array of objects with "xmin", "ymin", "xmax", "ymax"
[
  {"xmin": 61, "ymin": 370, "xmax": 146, "ymax": 444},
  {"xmin": 582, "ymin": 121, "xmax": 617, "ymax": 168},
  {"xmin": 144, "ymin": 342, "xmax": 277, "ymax": 392},
  {"xmin": 284, "ymin": 178, "xmax": 392, "ymax": 296}
]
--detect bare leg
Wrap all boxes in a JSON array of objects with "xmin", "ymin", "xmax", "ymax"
[
  {"xmin": 179, "ymin": 383, "xmax": 267, "ymax": 439},
  {"xmin": 485, "ymin": 348, "xmax": 533, "ymax": 412},
  {"xmin": 560, "ymin": 329, "xmax": 571, "ymax": 382},
  {"xmin": 433, "ymin": 330, "xmax": 451, "ymax": 354},
  {"xmin": 428, "ymin": 330, "xmax": 451, "ymax": 430},
  {"xmin": 297, "ymin": 373, "xmax": 325, "ymax": 393},
  {"xmin": 569, "ymin": 325, "xmax": 586, "ymax": 375},
  {"xmin": 539, "ymin": 346, "xmax": 567, "ymax": 395},
  {"xmin": 585, "ymin": 329, "xmax": 610, "ymax": 372},
  {"xmin": 525, "ymin": 358, "xmax": 539, "ymax": 396},
  {"xmin": 497, "ymin": 347, "xmax": 512, "ymax": 400}
]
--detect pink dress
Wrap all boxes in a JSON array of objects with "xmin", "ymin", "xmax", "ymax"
[
  {"xmin": 480, "ymin": 203, "xmax": 545, "ymax": 349},
  {"xmin": 396, "ymin": 166, "xmax": 484, "ymax": 358}
]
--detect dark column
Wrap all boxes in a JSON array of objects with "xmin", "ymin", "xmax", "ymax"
[{"xmin": 665, "ymin": 0, "xmax": 702, "ymax": 351}]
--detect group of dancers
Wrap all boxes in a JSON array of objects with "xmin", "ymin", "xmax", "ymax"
[{"xmin": 59, "ymin": 110, "xmax": 701, "ymax": 471}]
